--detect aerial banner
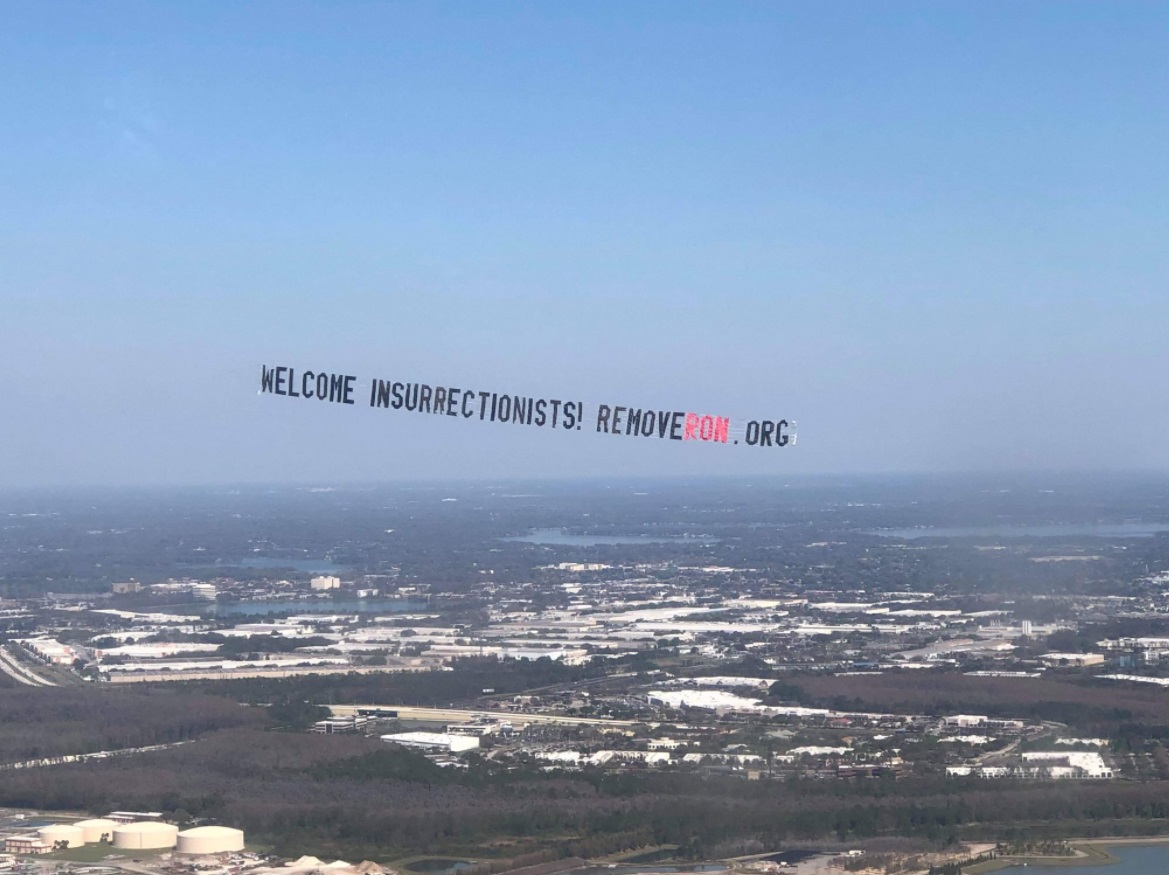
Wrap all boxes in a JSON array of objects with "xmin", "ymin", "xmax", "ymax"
[{"xmin": 258, "ymin": 364, "xmax": 796, "ymax": 449}]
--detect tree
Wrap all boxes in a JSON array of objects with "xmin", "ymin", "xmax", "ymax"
[{"xmin": 267, "ymin": 697, "xmax": 329, "ymax": 730}]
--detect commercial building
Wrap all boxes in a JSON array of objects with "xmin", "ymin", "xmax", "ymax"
[
  {"xmin": 381, "ymin": 732, "xmax": 480, "ymax": 753},
  {"xmin": 4, "ymin": 836, "xmax": 49, "ymax": 855},
  {"xmin": 312, "ymin": 716, "xmax": 372, "ymax": 734},
  {"xmin": 1022, "ymin": 751, "xmax": 1114, "ymax": 778},
  {"xmin": 1041, "ymin": 652, "xmax": 1106, "ymax": 668},
  {"xmin": 942, "ymin": 715, "xmax": 988, "ymax": 728},
  {"xmin": 14, "ymin": 638, "xmax": 75, "ymax": 665},
  {"xmin": 190, "ymin": 583, "xmax": 218, "ymax": 601}
]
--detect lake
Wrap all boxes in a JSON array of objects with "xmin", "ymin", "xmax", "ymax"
[
  {"xmin": 406, "ymin": 860, "xmax": 476, "ymax": 874},
  {"xmin": 760, "ymin": 851, "xmax": 818, "ymax": 865},
  {"xmin": 506, "ymin": 527, "xmax": 709, "ymax": 546},
  {"xmin": 999, "ymin": 844, "xmax": 1169, "ymax": 875},
  {"xmin": 574, "ymin": 867, "xmax": 726, "ymax": 875}
]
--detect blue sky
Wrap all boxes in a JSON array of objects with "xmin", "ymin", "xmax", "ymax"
[{"xmin": 1, "ymin": 2, "xmax": 1167, "ymax": 485}]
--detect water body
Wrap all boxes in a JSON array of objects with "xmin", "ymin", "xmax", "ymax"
[
  {"xmin": 406, "ymin": 860, "xmax": 475, "ymax": 874},
  {"xmin": 760, "ymin": 851, "xmax": 818, "ymax": 865},
  {"xmin": 866, "ymin": 523, "xmax": 1169, "ymax": 540},
  {"xmin": 999, "ymin": 844, "xmax": 1169, "ymax": 875},
  {"xmin": 575, "ymin": 867, "xmax": 725, "ymax": 875},
  {"xmin": 621, "ymin": 850, "xmax": 679, "ymax": 864},
  {"xmin": 506, "ymin": 527, "xmax": 707, "ymax": 546},
  {"xmin": 205, "ymin": 599, "xmax": 428, "ymax": 616},
  {"xmin": 11, "ymin": 818, "xmax": 59, "ymax": 829}
]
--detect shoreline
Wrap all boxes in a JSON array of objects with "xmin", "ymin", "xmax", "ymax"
[{"xmin": 963, "ymin": 836, "xmax": 1169, "ymax": 874}]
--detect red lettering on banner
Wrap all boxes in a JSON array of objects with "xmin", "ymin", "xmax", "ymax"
[{"xmin": 713, "ymin": 416, "xmax": 730, "ymax": 443}]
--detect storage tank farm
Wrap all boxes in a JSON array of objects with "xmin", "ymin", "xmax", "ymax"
[
  {"xmin": 74, "ymin": 819, "xmax": 119, "ymax": 843},
  {"xmin": 112, "ymin": 822, "xmax": 179, "ymax": 850},
  {"xmin": 176, "ymin": 826, "xmax": 245, "ymax": 854},
  {"xmin": 38, "ymin": 824, "xmax": 85, "ymax": 848}
]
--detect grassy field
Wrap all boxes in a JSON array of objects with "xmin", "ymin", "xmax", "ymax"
[
  {"xmin": 45, "ymin": 845, "xmax": 169, "ymax": 863},
  {"xmin": 963, "ymin": 842, "xmax": 1130, "ymax": 874}
]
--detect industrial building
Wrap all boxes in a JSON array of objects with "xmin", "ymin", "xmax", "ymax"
[
  {"xmin": 112, "ymin": 822, "xmax": 179, "ymax": 850},
  {"xmin": 3, "ymin": 836, "xmax": 48, "ymax": 855},
  {"xmin": 37, "ymin": 824, "xmax": 84, "ymax": 849},
  {"xmin": 74, "ymin": 818, "xmax": 119, "ymax": 843},
  {"xmin": 176, "ymin": 826, "xmax": 245, "ymax": 854},
  {"xmin": 108, "ymin": 811, "xmax": 163, "ymax": 824}
]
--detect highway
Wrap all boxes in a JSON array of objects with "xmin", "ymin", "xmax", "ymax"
[
  {"xmin": 0, "ymin": 645, "xmax": 56, "ymax": 687},
  {"xmin": 328, "ymin": 704, "xmax": 642, "ymax": 729},
  {"xmin": 104, "ymin": 664, "xmax": 434, "ymax": 683},
  {"xmin": 0, "ymin": 741, "xmax": 190, "ymax": 772}
]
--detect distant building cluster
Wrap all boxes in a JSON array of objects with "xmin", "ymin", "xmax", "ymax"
[{"xmin": 12, "ymin": 638, "xmax": 76, "ymax": 665}]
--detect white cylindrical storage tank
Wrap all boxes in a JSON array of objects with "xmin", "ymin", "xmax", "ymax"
[
  {"xmin": 112, "ymin": 822, "xmax": 179, "ymax": 850},
  {"xmin": 75, "ymin": 818, "xmax": 119, "ymax": 844},
  {"xmin": 38, "ymin": 824, "xmax": 85, "ymax": 848},
  {"xmin": 176, "ymin": 826, "xmax": 245, "ymax": 854}
]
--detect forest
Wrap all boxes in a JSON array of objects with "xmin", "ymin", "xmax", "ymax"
[
  {"xmin": 0, "ymin": 686, "xmax": 262, "ymax": 760},
  {"xmin": 785, "ymin": 672, "xmax": 1169, "ymax": 737}
]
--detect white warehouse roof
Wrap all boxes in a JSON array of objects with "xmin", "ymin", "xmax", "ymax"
[{"xmin": 381, "ymin": 732, "xmax": 479, "ymax": 753}]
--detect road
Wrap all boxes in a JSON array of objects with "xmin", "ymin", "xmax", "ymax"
[
  {"xmin": 328, "ymin": 704, "xmax": 643, "ymax": 729},
  {"xmin": 104, "ymin": 664, "xmax": 437, "ymax": 683},
  {"xmin": 975, "ymin": 735, "xmax": 1022, "ymax": 765},
  {"xmin": 0, "ymin": 645, "xmax": 56, "ymax": 687},
  {"xmin": 0, "ymin": 741, "xmax": 191, "ymax": 772}
]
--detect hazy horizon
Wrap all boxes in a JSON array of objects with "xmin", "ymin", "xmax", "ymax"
[{"xmin": 4, "ymin": 468, "xmax": 1169, "ymax": 496}]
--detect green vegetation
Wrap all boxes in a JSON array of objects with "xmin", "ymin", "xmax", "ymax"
[
  {"xmin": 44, "ymin": 843, "xmax": 164, "ymax": 863},
  {"xmin": 267, "ymin": 695, "xmax": 331, "ymax": 730},
  {"xmin": 791, "ymin": 671, "xmax": 1169, "ymax": 736},
  {"xmin": 0, "ymin": 687, "xmax": 262, "ymax": 762}
]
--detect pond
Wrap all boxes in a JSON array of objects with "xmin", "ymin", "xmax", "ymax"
[{"xmin": 406, "ymin": 860, "xmax": 476, "ymax": 874}]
